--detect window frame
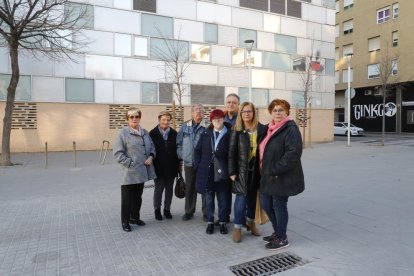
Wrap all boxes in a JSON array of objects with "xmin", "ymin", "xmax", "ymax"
[
  {"xmin": 343, "ymin": 19, "xmax": 353, "ymax": 35},
  {"xmin": 367, "ymin": 64, "xmax": 380, "ymax": 79},
  {"xmin": 392, "ymin": 31, "xmax": 398, "ymax": 47},
  {"xmin": 377, "ymin": 7, "xmax": 391, "ymax": 24},
  {"xmin": 393, "ymin": 3, "xmax": 399, "ymax": 19}
]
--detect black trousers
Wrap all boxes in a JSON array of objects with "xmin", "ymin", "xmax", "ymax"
[{"xmin": 121, "ymin": 183, "xmax": 144, "ymax": 224}]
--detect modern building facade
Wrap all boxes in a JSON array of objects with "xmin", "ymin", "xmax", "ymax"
[
  {"xmin": 335, "ymin": 0, "xmax": 414, "ymax": 133},
  {"xmin": 0, "ymin": 0, "xmax": 336, "ymax": 152}
]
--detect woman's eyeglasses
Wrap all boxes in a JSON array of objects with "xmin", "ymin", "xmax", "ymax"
[
  {"xmin": 129, "ymin": 115, "xmax": 141, "ymax": 119},
  {"xmin": 241, "ymin": 110, "xmax": 253, "ymax": 114},
  {"xmin": 272, "ymin": 109, "xmax": 285, "ymax": 113}
]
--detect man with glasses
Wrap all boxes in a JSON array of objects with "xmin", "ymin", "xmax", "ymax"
[{"xmin": 177, "ymin": 104, "xmax": 210, "ymax": 221}]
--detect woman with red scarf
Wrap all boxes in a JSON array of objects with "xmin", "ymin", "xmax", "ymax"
[{"xmin": 258, "ymin": 99, "xmax": 305, "ymax": 250}]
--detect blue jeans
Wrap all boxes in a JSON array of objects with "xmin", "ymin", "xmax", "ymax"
[
  {"xmin": 260, "ymin": 193, "xmax": 289, "ymax": 239},
  {"xmin": 206, "ymin": 183, "xmax": 231, "ymax": 223},
  {"xmin": 233, "ymin": 192, "xmax": 257, "ymax": 226}
]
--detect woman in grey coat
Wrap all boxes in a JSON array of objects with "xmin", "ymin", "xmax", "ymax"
[{"xmin": 113, "ymin": 107, "xmax": 156, "ymax": 232}]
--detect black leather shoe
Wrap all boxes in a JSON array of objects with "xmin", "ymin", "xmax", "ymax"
[
  {"xmin": 220, "ymin": 223, "xmax": 228, "ymax": 234},
  {"xmin": 130, "ymin": 218, "xmax": 146, "ymax": 226},
  {"xmin": 182, "ymin": 213, "xmax": 193, "ymax": 221},
  {"xmin": 155, "ymin": 209, "xmax": 163, "ymax": 221},
  {"xmin": 122, "ymin": 223, "xmax": 131, "ymax": 232},
  {"xmin": 206, "ymin": 224, "xmax": 214, "ymax": 234},
  {"xmin": 164, "ymin": 209, "xmax": 172, "ymax": 219}
]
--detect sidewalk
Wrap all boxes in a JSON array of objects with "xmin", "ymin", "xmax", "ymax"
[{"xmin": 1, "ymin": 140, "xmax": 414, "ymax": 275}]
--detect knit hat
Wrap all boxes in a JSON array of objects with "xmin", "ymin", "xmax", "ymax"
[{"xmin": 209, "ymin": 109, "xmax": 225, "ymax": 121}]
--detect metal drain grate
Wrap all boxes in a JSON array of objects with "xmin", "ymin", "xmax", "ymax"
[{"xmin": 230, "ymin": 251, "xmax": 309, "ymax": 275}]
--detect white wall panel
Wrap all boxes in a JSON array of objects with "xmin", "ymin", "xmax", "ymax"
[
  {"xmin": 113, "ymin": 0, "xmax": 131, "ymax": 10},
  {"xmin": 0, "ymin": 47, "xmax": 9, "ymax": 73},
  {"xmin": 312, "ymin": 75, "xmax": 325, "ymax": 92},
  {"xmin": 321, "ymin": 91, "xmax": 334, "ymax": 109},
  {"xmin": 32, "ymin": 76, "xmax": 64, "ymax": 102},
  {"xmin": 320, "ymin": 41, "xmax": 335, "ymax": 59},
  {"xmin": 123, "ymin": 58, "xmax": 165, "ymax": 82},
  {"xmin": 72, "ymin": 0, "xmax": 112, "ymax": 7},
  {"xmin": 310, "ymin": 91, "xmax": 322, "ymax": 107},
  {"xmin": 302, "ymin": 4, "xmax": 327, "ymax": 24},
  {"xmin": 212, "ymin": 45, "xmax": 231, "ymax": 66},
  {"xmin": 324, "ymin": 76, "xmax": 335, "ymax": 93},
  {"xmin": 232, "ymin": 8, "xmax": 263, "ymax": 31},
  {"xmin": 19, "ymin": 52, "xmax": 53, "ymax": 76},
  {"xmin": 274, "ymin": 71, "xmax": 286, "ymax": 89},
  {"xmin": 296, "ymin": 38, "xmax": 312, "ymax": 56},
  {"xmin": 185, "ymin": 64, "xmax": 217, "ymax": 85},
  {"xmin": 269, "ymin": 89, "xmax": 292, "ymax": 103},
  {"xmin": 85, "ymin": 55, "xmax": 122, "ymax": 80},
  {"xmin": 94, "ymin": 7, "xmax": 140, "ymax": 34},
  {"xmin": 54, "ymin": 54, "xmax": 85, "ymax": 78},
  {"xmin": 285, "ymin": 72, "xmax": 303, "ymax": 90},
  {"xmin": 114, "ymin": 80, "xmax": 140, "ymax": 104},
  {"xmin": 174, "ymin": 19, "xmax": 204, "ymax": 42},
  {"xmin": 218, "ymin": 67, "xmax": 248, "ymax": 87},
  {"xmin": 326, "ymin": 9, "xmax": 336, "ymax": 26},
  {"xmin": 321, "ymin": 25, "xmax": 335, "ymax": 43},
  {"xmin": 218, "ymin": 25, "xmax": 238, "ymax": 46},
  {"xmin": 257, "ymin": 32, "xmax": 275, "ymax": 51},
  {"xmin": 158, "ymin": 0, "xmax": 196, "ymax": 20},
  {"xmin": 252, "ymin": 69, "xmax": 274, "ymax": 89},
  {"xmin": 281, "ymin": 17, "xmax": 307, "ymax": 38},
  {"xmin": 263, "ymin": 14, "xmax": 280, "ymax": 33},
  {"xmin": 82, "ymin": 30, "xmax": 113, "ymax": 55},
  {"xmin": 197, "ymin": 2, "xmax": 231, "ymax": 25},
  {"xmin": 307, "ymin": 22, "xmax": 322, "ymax": 41},
  {"xmin": 218, "ymin": 0, "xmax": 238, "ymax": 7},
  {"xmin": 95, "ymin": 80, "xmax": 114, "ymax": 103}
]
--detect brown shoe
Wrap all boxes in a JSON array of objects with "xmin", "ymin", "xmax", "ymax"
[
  {"xmin": 247, "ymin": 222, "xmax": 261, "ymax": 236},
  {"xmin": 232, "ymin": 228, "xmax": 242, "ymax": 243}
]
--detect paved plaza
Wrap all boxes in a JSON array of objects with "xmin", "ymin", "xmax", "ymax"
[{"xmin": 1, "ymin": 135, "xmax": 414, "ymax": 275}]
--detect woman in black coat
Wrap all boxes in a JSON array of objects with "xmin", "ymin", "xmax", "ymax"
[
  {"xmin": 228, "ymin": 102, "xmax": 266, "ymax": 243},
  {"xmin": 194, "ymin": 109, "xmax": 232, "ymax": 235},
  {"xmin": 258, "ymin": 99, "xmax": 305, "ymax": 251},
  {"xmin": 149, "ymin": 111, "xmax": 179, "ymax": 221}
]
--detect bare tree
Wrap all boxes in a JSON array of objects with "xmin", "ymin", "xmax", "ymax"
[
  {"xmin": 296, "ymin": 42, "xmax": 322, "ymax": 148},
  {"xmin": 376, "ymin": 43, "xmax": 400, "ymax": 146},
  {"xmin": 153, "ymin": 28, "xmax": 191, "ymax": 129},
  {"xmin": 0, "ymin": 0, "xmax": 90, "ymax": 165}
]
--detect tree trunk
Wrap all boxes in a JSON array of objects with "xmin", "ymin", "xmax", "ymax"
[{"xmin": 1, "ymin": 43, "xmax": 19, "ymax": 166}]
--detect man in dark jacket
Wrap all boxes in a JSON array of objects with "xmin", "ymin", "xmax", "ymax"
[{"xmin": 150, "ymin": 111, "xmax": 179, "ymax": 221}]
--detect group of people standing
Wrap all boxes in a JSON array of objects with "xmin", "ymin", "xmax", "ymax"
[{"xmin": 113, "ymin": 94, "xmax": 305, "ymax": 251}]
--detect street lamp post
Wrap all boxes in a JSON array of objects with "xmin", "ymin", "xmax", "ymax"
[
  {"xmin": 244, "ymin": 39, "xmax": 254, "ymax": 102},
  {"xmin": 345, "ymin": 53, "xmax": 353, "ymax": 147}
]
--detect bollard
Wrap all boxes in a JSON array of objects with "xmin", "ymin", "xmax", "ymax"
[
  {"xmin": 100, "ymin": 140, "xmax": 110, "ymax": 165},
  {"xmin": 73, "ymin": 141, "xmax": 77, "ymax": 168},
  {"xmin": 45, "ymin": 142, "xmax": 48, "ymax": 169}
]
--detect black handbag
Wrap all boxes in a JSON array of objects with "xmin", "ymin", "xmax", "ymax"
[
  {"xmin": 174, "ymin": 171, "xmax": 186, "ymax": 199},
  {"xmin": 213, "ymin": 156, "xmax": 229, "ymax": 182}
]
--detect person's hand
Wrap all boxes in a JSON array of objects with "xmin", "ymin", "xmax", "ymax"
[
  {"xmin": 230, "ymin": 175, "xmax": 236, "ymax": 181},
  {"xmin": 144, "ymin": 156, "xmax": 153, "ymax": 166}
]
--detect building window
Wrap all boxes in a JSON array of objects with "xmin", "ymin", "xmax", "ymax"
[
  {"xmin": 343, "ymin": 68, "xmax": 353, "ymax": 82},
  {"xmin": 325, "ymin": 59, "xmax": 335, "ymax": 76},
  {"xmin": 392, "ymin": 60, "xmax": 398, "ymax": 75},
  {"xmin": 134, "ymin": 37, "xmax": 148, "ymax": 57},
  {"xmin": 270, "ymin": 0, "xmax": 286, "ymax": 15},
  {"xmin": 239, "ymin": 88, "xmax": 269, "ymax": 107},
  {"xmin": 292, "ymin": 91, "xmax": 305, "ymax": 108},
  {"xmin": 239, "ymin": 29, "xmax": 257, "ymax": 48},
  {"xmin": 368, "ymin": 64, "xmax": 379, "ymax": 79},
  {"xmin": 287, "ymin": 0, "xmax": 301, "ymax": 18},
  {"xmin": 292, "ymin": 56, "xmax": 306, "ymax": 72},
  {"xmin": 66, "ymin": 3, "xmax": 94, "ymax": 29},
  {"xmin": 191, "ymin": 44, "xmax": 210, "ymax": 63},
  {"xmin": 249, "ymin": 51, "xmax": 263, "ymax": 67},
  {"xmin": 65, "ymin": 78, "xmax": 94, "ymax": 102},
  {"xmin": 392, "ymin": 31, "xmax": 398, "ymax": 47},
  {"xmin": 0, "ymin": 75, "xmax": 31, "ymax": 101},
  {"xmin": 205, "ymin": 23, "xmax": 218, "ymax": 44},
  {"xmin": 393, "ymin": 3, "xmax": 399, "ymax": 19},
  {"xmin": 190, "ymin": 85, "xmax": 224, "ymax": 105},
  {"xmin": 133, "ymin": 0, "xmax": 156, "ymax": 13},
  {"xmin": 263, "ymin": 51, "xmax": 290, "ymax": 71},
  {"xmin": 141, "ymin": 82, "xmax": 157, "ymax": 104},
  {"xmin": 240, "ymin": 0, "xmax": 268, "ymax": 12},
  {"xmin": 141, "ymin": 14, "xmax": 173, "ymax": 38},
  {"xmin": 343, "ymin": 0, "xmax": 353, "ymax": 10},
  {"xmin": 275, "ymin": 34, "xmax": 297, "ymax": 54},
  {"xmin": 377, "ymin": 7, "xmax": 390, "ymax": 24},
  {"xmin": 159, "ymin": 83, "xmax": 173, "ymax": 104},
  {"xmin": 150, "ymin": 38, "xmax": 188, "ymax": 61},
  {"xmin": 343, "ymin": 19, "xmax": 353, "ymax": 35},
  {"xmin": 343, "ymin": 44, "xmax": 353, "ymax": 56},
  {"xmin": 368, "ymin": 36, "xmax": 380, "ymax": 52}
]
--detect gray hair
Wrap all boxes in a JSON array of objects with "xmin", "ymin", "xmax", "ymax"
[
  {"xmin": 191, "ymin": 103, "xmax": 204, "ymax": 112},
  {"xmin": 226, "ymin": 93, "xmax": 240, "ymax": 102}
]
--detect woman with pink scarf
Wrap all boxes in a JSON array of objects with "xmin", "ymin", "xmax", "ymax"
[{"xmin": 258, "ymin": 99, "xmax": 305, "ymax": 250}]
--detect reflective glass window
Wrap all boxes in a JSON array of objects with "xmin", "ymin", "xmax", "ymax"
[
  {"xmin": 134, "ymin": 37, "xmax": 148, "ymax": 56},
  {"xmin": 142, "ymin": 14, "xmax": 173, "ymax": 38},
  {"xmin": 239, "ymin": 29, "xmax": 257, "ymax": 48},
  {"xmin": 292, "ymin": 56, "xmax": 306, "ymax": 72},
  {"xmin": 65, "ymin": 78, "xmax": 94, "ymax": 102},
  {"xmin": 65, "ymin": 3, "xmax": 94, "ymax": 29},
  {"xmin": 191, "ymin": 44, "xmax": 210, "ymax": 63},
  {"xmin": 150, "ymin": 38, "xmax": 188, "ymax": 61},
  {"xmin": 325, "ymin": 59, "xmax": 335, "ymax": 76},
  {"xmin": 133, "ymin": 0, "xmax": 156, "ymax": 13},
  {"xmin": 159, "ymin": 83, "xmax": 173, "ymax": 104},
  {"xmin": 205, "ymin": 23, "xmax": 218, "ymax": 44},
  {"xmin": 263, "ymin": 52, "xmax": 290, "ymax": 71},
  {"xmin": 190, "ymin": 85, "xmax": 224, "ymax": 105},
  {"xmin": 0, "ymin": 74, "xmax": 31, "ymax": 101},
  {"xmin": 114, "ymin": 34, "xmax": 132, "ymax": 56},
  {"xmin": 249, "ymin": 51, "xmax": 263, "ymax": 67},
  {"xmin": 142, "ymin": 82, "xmax": 157, "ymax": 104},
  {"xmin": 292, "ymin": 90, "xmax": 305, "ymax": 108},
  {"xmin": 232, "ymin": 48, "xmax": 245, "ymax": 67},
  {"xmin": 240, "ymin": 0, "xmax": 268, "ymax": 12},
  {"xmin": 275, "ymin": 34, "xmax": 297, "ymax": 54}
]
